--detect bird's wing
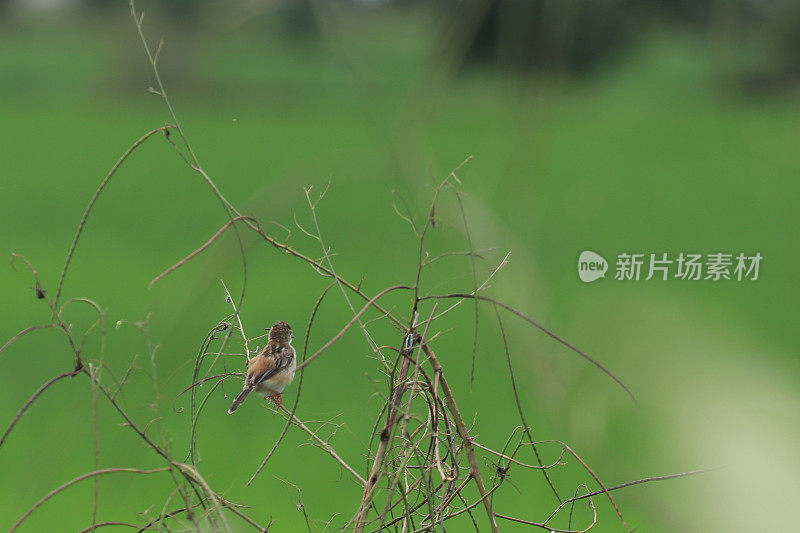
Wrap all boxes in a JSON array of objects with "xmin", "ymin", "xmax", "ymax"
[
  {"xmin": 246, "ymin": 354, "xmax": 278, "ymax": 386},
  {"xmin": 270, "ymin": 346, "xmax": 295, "ymax": 373},
  {"xmin": 247, "ymin": 346, "xmax": 293, "ymax": 386}
]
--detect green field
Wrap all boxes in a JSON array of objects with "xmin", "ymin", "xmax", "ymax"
[{"xmin": 1, "ymin": 6, "xmax": 798, "ymax": 532}]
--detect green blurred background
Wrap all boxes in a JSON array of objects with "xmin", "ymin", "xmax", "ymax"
[{"xmin": 1, "ymin": 0, "xmax": 799, "ymax": 531}]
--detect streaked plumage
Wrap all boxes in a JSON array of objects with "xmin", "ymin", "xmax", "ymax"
[{"xmin": 228, "ymin": 321, "xmax": 295, "ymax": 414}]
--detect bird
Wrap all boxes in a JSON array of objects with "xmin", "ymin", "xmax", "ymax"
[{"xmin": 227, "ymin": 321, "xmax": 296, "ymax": 414}]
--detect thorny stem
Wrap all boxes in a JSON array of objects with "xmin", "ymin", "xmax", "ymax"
[
  {"xmin": 375, "ymin": 303, "xmax": 438, "ymax": 531},
  {"xmin": 494, "ymin": 303, "xmax": 561, "ymax": 501},
  {"xmin": 353, "ymin": 323, "xmax": 417, "ymax": 531},
  {"xmin": 302, "ymin": 183, "xmax": 382, "ymax": 355},
  {"xmin": 421, "ymin": 292, "xmax": 635, "ymax": 401},
  {"xmin": 149, "ymin": 215, "xmax": 407, "ymax": 330},
  {"xmin": 54, "ymin": 126, "xmax": 173, "ymax": 310},
  {"xmin": 422, "ymin": 341, "xmax": 499, "ymax": 533},
  {"xmin": 221, "ymin": 280, "xmax": 252, "ymax": 361},
  {"xmin": 0, "ymin": 370, "xmax": 81, "ymax": 450},
  {"xmin": 297, "ymin": 285, "xmax": 413, "ymax": 372},
  {"xmin": 272, "ymin": 406, "xmax": 367, "ymax": 486},
  {"xmin": 10, "ymin": 467, "xmax": 171, "ymax": 532}
]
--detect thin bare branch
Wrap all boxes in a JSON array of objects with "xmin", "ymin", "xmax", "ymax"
[
  {"xmin": 422, "ymin": 292, "xmax": 636, "ymax": 401},
  {"xmin": 55, "ymin": 125, "xmax": 173, "ymax": 309},
  {"xmin": 494, "ymin": 304, "xmax": 561, "ymax": 500},
  {"xmin": 297, "ymin": 285, "xmax": 412, "ymax": 371},
  {"xmin": 149, "ymin": 216, "xmax": 258, "ymax": 289},
  {"xmin": 274, "ymin": 407, "xmax": 367, "ymax": 486},
  {"xmin": 10, "ymin": 467, "xmax": 170, "ymax": 532},
  {"xmin": 0, "ymin": 370, "xmax": 81, "ymax": 450},
  {"xmin": 79, "ymin": 521, "xmax": 157, "ymax": 532},
  {"xmin": 0, "ymin": 324, "xmax": 57, "ymax": 355},
  {"xmin": 544, "ymin": 468, "xmax": 718, "ymax": 525},
  {"xmin": 421, "ymin": 340, "xmax": 499, "ymax": 533}
]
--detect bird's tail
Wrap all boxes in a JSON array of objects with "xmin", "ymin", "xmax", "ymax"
[{"xmin": 227, "ymin": 386, "xmax": 253, "ymax": 414}]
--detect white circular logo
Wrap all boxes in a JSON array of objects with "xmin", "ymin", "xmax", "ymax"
[{"xmin": 578, "ymin": 251, "xmax": 608, "ymax": 282}]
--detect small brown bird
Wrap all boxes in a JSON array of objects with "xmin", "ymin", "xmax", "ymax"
[{"xmin": 227, "ymin": 321, "xmax": 296, "ymax": 414}]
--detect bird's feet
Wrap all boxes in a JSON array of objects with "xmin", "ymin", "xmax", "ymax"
[
  {"xmin": 271, "ymin": 392, "xmax": 283, "ymax": 406},
  {"xmin": 263, "ymin": 392, "xmax": 283, "ymax": 406}
]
